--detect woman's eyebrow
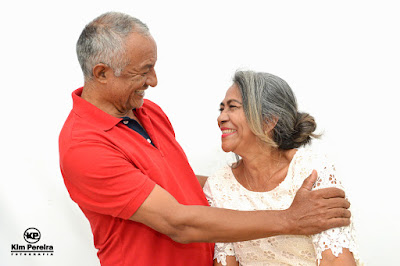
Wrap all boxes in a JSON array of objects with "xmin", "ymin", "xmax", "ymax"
[
  {"xmin": 220, "ymin": 99, "xmax": 243, "ymax": 106},
  {"xmin": 227, "ymin": 99, "xmax": 243, "ymax": 105}
]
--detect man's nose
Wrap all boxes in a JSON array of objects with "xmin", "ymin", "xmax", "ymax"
[{"xmin": 146, "ymin": 68, "xmax": 158, "ymax": 87}]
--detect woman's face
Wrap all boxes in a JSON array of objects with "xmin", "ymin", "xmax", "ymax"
[{"xmin": 217, "ymin": 84, "xmax": 258, "ymax": 154}]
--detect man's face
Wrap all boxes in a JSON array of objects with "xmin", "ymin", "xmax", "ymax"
[{"xmin": 106, "ymin": 32, "xmax": 158, "ymax": 112}]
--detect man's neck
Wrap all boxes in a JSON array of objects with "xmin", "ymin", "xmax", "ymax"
[{"xmin": 81, "ymin": 83, "xmax": 135, "ymax": 119}]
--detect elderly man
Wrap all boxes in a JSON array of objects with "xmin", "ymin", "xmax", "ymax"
[{"xmin": 59, "ymin": 12, "xmax": 351, "ymax": 266}]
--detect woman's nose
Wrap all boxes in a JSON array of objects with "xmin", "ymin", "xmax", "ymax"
[{"xmin": 217, "ymin": 110, "xmax": 228, "ymax": 126}]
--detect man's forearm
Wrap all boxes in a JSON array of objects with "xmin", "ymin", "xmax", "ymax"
[
  {"xmin": 170, "ymin": 204, "xmax": 289, "ymax": 243},
  {"xmin": 131, "ymin": 182, "xmax": 350, "ymax": 244},
  {"xmin": 130, "ymin": 185, "xmax": 290, "ymax": 243}
]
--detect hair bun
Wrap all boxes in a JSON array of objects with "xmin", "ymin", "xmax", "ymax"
[{"xmin": 291, "ymin": 112, "xmax": 318, "ymax": 148}]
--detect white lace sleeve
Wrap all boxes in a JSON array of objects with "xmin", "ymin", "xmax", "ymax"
[
  {"xmin": 203, "ymin": 180, "xmax": 237, "ymax": 265},
  {"xmin": 311, "ymin": 157, "xmax": 361, "ymax": 265},
  {"xmin": 202, "ymin": 180, "xmax": 215, "ymax": 208},
  {"xmin": 214, "ymin": 242, "xmax": 236, "ymax": 265}
]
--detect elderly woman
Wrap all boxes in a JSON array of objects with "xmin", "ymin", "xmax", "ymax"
[{"xmin": 203, "ymin": 71, "xmax": 362, "ymax": 265}]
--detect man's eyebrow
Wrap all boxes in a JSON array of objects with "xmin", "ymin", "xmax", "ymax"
[
  {"xmin": 135, "ymin": 65, "xmax": 152, "ymax": 72},
  {"xmin": 132, "ymin": 63, "xmax": 154, "ymax": 73},
  {"xmin": 140, "ymin": 61, "xmax": 156, "ymax": 69},
  {"xmin": 143, "ymin": 63, "xmax": 155, "ymax": 69}
]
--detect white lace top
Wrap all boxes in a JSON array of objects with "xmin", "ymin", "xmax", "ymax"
[{"xmin": 203, "ymin": 148, "xmax": 362, "ymax": 266}]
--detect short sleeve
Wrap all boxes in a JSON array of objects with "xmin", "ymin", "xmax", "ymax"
[
  {"xmin": 203, "ymin": 180, "xmax": 237, "ymax": 265},
  {"xmin": 202, "ymin": 180, "xmax": 215, "ymax": 208},
  {"xmin": 61, "ymin": 140, "xmax": 156, "ymax": 219},
  {"xmin": 311, "ymin": 156, "xmax": 362, "ymax": 265}
]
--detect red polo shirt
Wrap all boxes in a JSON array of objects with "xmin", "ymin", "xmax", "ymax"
[{"xmin": 59, "ymin": 88, "xmax": 213, "ymax": 266}]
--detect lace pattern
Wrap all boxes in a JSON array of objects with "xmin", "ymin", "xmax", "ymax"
[
  {"xmin": 214, "ymin": 242, "xmax": 237, "ymax": 265},
  {"xmin": 203, "ymin": 148, "xmax": 362, "ymax": 265},
  {"xmin": 310, "ymin": 157, "xmax": 360, "ymax": 264}
]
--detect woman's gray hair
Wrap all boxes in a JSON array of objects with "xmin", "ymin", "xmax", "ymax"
[
  {"xmin": 76, "ymin": 12, "xmax": 150, "ymax": 80},
  {"xmin": 233, "ymin": 70, "xmax": 319, "ymax": 150}
]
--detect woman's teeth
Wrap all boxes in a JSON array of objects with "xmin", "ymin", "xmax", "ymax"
[{"xmin": 222, "ymin": 129, "xmax": 236, "ymax": 134}]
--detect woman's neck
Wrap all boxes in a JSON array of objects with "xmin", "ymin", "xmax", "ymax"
[{"xmin": 234, "ymin": 146, "xmax": 297, "ymax": 192}]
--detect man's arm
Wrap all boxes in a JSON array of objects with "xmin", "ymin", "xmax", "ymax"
[{"xmin": 130, "ymin": 170, "xmax": 351, "ymax": 244}]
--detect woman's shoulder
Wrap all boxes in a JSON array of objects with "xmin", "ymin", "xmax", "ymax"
[
  {"xmin": 208, "ymin": 164, "xmax": 234, "ymax": 183},
  {"xmin": 293, "ymin": 146, "xmax": 334, "ymax": 169},
  {"xmin": 294, "ymin": 146, "xmax": 344, "ymax": 191},
  {"xmin": 204, "ymin": 164, "xmax": 240, "ymax": 207}
]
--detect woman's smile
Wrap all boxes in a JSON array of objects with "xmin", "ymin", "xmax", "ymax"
[{"xmin": 220, "ymin": 127, "xmax": 237, "ymax": 138}]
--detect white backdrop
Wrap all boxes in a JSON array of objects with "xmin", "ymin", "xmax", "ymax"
[{"xmin": 1, "ymin": 0, "xmax": 399, "ymax": 265}]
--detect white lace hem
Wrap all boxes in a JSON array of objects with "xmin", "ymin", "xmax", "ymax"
[
  {"xmin": 311, "ymin": 156, "xmax": 362, "ymax": 265},
  {"xmin": 313, "ymin": 226, "xmax": 362, "ymax": 266},
  {"xmin": 214, "ymin": 242, "xmax": 237, "ymax": 265}
]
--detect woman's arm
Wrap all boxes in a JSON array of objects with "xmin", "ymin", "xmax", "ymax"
[
  {"xmin": 214, "ymin": 256, "xmax": 239, "ymax": 266},
  {"xmin": 319, "ymin": 248, "xmax": 356, "ymax": 266},
  {"xmin": 196, "ymin": 175, "xmax": 208, "ymax": 188},
  {"xmin": 311, "ymin": 154, "xmax": 360, "ymax": 265},
  {"xmin": 205, "ymin": 179, "xmax": 239, "ymax": 266}
]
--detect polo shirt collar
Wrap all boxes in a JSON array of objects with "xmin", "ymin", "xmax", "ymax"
[{"xmin": 72, "ymin": 87, "xmax": 142, "ymax": 131}]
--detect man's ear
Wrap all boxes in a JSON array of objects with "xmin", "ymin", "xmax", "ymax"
[{"xmin": 92, "ymin": 63, "xmax": 112, "ymax": 84}]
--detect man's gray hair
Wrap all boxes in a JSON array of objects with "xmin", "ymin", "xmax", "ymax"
[
  {"xmin": 76, "ymin": 12, "xmax": 150, "ymax": 80},
  {"xmin": 233, "ymin": 70, "xmax": 318, "ymax": 150}
]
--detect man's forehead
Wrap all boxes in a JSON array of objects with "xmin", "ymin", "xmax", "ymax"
[
  {"xmin": 125, "ymin": 34, "xmax": 157, "ymax": 70},
  {"xmin": 135, "ymin": 56, "xmax": 157, "ymax": 70}
]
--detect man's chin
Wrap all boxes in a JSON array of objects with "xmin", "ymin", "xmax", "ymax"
[{"xmin": 132, "ymin": 99, "xmax": 144, "ymax": 109}]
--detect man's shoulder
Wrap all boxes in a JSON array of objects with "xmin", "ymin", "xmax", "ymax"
[
  {"xmin": 142, "ymin": 99, "xmax": 173, "ymax": 126},
  {"xmin": 142, "ymin": 99, "xmax": 164, "ymax": 114},
  {"xmin": 58, "ymin": 108, "xmax": 110, "ymax": 155}
]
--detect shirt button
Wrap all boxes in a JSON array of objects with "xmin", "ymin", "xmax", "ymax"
[
  {"xmin": 123, "ymin": 120, "xmax": 129, "ymax": 125},
  {"xmin": 147, "ymin": 139, "xmax": 152, "ymax": 143}
]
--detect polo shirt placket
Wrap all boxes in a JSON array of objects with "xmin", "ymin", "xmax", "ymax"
[{"xmin": 120, "ymin": 116, "xmax": 155, "ymax": 147}]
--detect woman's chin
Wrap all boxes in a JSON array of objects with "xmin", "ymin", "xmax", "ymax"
[{"xmin": 221, "ymin": 145, "xmax": 232, "ymax": 153}]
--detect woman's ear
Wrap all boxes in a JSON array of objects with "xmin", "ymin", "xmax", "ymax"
[{"xmin": 263, "ymin": 117, "xmax": 279, "ymax": 135}]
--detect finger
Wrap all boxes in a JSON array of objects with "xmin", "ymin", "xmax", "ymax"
[
  {"xmin": 327, "ymin": 207, "xmax": 351, "ymax": 219},
  {"xmin": 313, "ymin": 187, "xmax": 346, "ymax": 199},
  {"xmin": 324, "ymin": 218, "xmax": 351, "ymax": 229},
  {"xmin": 301, "ymin": 170, "xmax": 318, "ymax": 191},
  {"xmin": 323, "ymin": 198, "xmax": 351, "ymax": 209}
]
